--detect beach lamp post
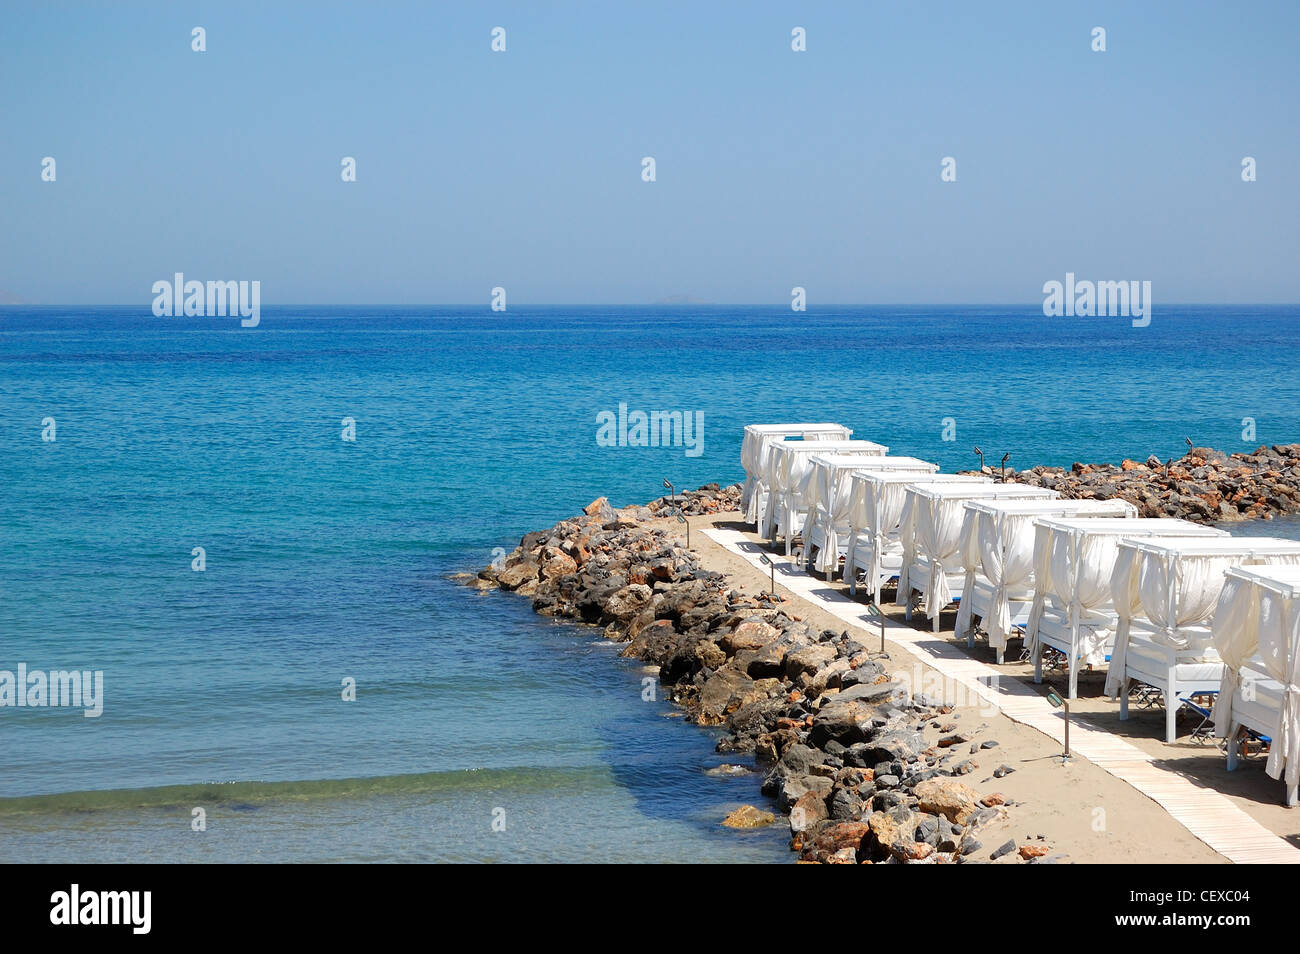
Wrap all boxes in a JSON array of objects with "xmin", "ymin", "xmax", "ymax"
[
  {"xmin": 1046, "ymin": 687, "xmax": 1070, "ymax": 763},
  {"xmin": 973, "ymin": 446, "xmax": 985, "ymax": 473},
  {"xmin": 1000, "ymin": 453, "xmax": 1010, "ymax": 483},
  {"xmin": 662, "ymin": 478, "xmax": 676, "ymax": 507},
  {"xmin": 865, "ymin": 602, "xmax": 886, "ymax": 655},
  {"xmin": 676, "ymin": 509, "xmax": 690, "ymax": 548},
  {"xmin": 759, "ymin": 553, "xmax": 775, "ymax": 598}
]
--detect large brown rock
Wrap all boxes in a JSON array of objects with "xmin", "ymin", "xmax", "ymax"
[
  {"xmin": 720, "ymin": 619, "xmax": 779, "ymax": 654},
  {"xmin": 913, "ymin": 778, "xmax": 981, "ymax": 824},
  {"xmin": 496, "ymin": 562, "xmax": 539, "ymax": 591},
  {"xmin": 698, "ymin": 668, "xmax": 762, "ymax": 725},
  {"xmin": 784, "ymin": 644, "xmax": 837, "ymax": 679},
  {"xmin": 722, "ymin": 805, "xmax": 774, "ymax": 829},
  {"xmin": 603, "ymin": 583, "xmax": 653, "ymax": 621}
]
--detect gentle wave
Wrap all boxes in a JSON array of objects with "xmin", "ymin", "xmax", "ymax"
[{"xmin": 0, "ymin": 765, "xmax": 614, "ymax": 817}]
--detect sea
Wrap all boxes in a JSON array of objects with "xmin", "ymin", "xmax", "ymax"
[{"xmin": 1, "ymin": 304, "xmax": 1298, "ymax": 862}]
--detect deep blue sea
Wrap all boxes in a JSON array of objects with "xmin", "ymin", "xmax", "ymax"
[{"xmin": 1, "ymin": 304, "xmax": 1298, "ymax": 862}]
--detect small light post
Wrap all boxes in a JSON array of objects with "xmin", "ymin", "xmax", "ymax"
[
  {"xmin": 973, "ymin": 445, "xmax": 985, "ymax": 473},
  {"xmin": 1046, "ymin": 687, "xmax": 1070, "ymax": 762},
  {"xmin": 1000, "ymin": 453, "xmax": 1010, "ymax": 483},
  {"xmin": 676, "ymin": 509, "xmax": 690, "ymax": 548},
  {"xmin": 662, "ymin": 478, "xmax": 675, "ymax": 507},
  {"xmin": 759, "ymin": 553, "xmax": 775, "ymax": 598}
]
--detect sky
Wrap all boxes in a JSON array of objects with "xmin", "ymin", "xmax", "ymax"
[{"xmin": 1, "ymin": 0, "xmax": 1297, "ymax": 305}]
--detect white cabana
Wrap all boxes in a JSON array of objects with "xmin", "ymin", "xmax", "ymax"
[
  {"xmin": 1105, "ymin": 537, "xmax": 1300, "ymax": 743},
  {"xmin": 1027, "ymin": 518, "xmax": 1227, "ymax": 698},
  {"xmin": 740, "ymin": 424, "xmax": 853, "ymax": 523},
  {"xmin": 768, "ymin": 440, "xmax": 889, "ymax": 548},
  {"xmin": 955, "ymin": 498, "xmax": 1137, "ymax": 663},
  {"xmin": 802, "ymin": 455, "xmax": 939, "ymax": 577},
  {"xmin": 897, "ymin": 483, "xmax": 1059, "ymax": 632},
  {"xmin": 1212, "ymin": 564, "xmax": 1300, "ymax": 805},
  {"xmin": 844, "ymin": 473, "xmax": 992, "ymax": 604}
]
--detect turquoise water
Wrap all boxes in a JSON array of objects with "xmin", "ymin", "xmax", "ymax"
[{"xmin": 1, "ymin": 304, "xmax": 1298, "ymax": 862}]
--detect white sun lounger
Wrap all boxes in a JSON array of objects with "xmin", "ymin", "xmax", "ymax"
[
  {"xmin": 1212, "ymin": 563, "xmax": 1300, "ymax": 805},
  {"xmin": 740, "ymin": 424, "xmax": 852, "ymax": 524},
  {"xmin": 896, "ymin": 483, "xmax": 1059, "ymax": 632},
  {"xmin": 801, "ymin": 455, "xmax": 939, "ymax": 577},
  {"xmin": 843, "ymin": 473, "xmax": 992, "ymax": 604},
  {"xmin": 1027, "ymin": 518, "xmax": 1228, "ymax": 699},
  {"xmin": 1105, "ymin": 537, "xmax": 1300, "ymax": 743},
  {"xmin": 767, "ymin": 441, "xmax": 888, "ymax": 548},
  {"xmin": 955, "ymin": 498, "xmax": 1137, "ymax": 663}
]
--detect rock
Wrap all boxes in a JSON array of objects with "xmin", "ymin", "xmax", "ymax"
[
  {"xmin": 720, "ymin": 619, "xmax": 780, "ymax": 653},
  {"xmin": 722, "ymin": 805, "xmax": 775, "ymax": 829},
  {"xmin": 993, "ymin": 764, "xmax": 1015, "ymax": 778},
  {"xmin": 778, "ymin": 774, "xmax": 833, "ymax": 812},
  {"xmin": 784, "ymin": 644, "xmax": 838, "ymax": 680},
  {"xmin": 698, "ymin": 668, "xmax": 762, "ymax": 725},
  {"xmin": 790, "ymin": 790, "xmax": 830, "ymax": 831},
  {"xmin": 828, "ymin": 786, "xmax": 866, "ymax": 821},
  {"xmin": 1019, "ymin": 843, "xmax": 1050, "ymax": 860},
  {"xmin": 980, "ymin": 792, "xmax": 1006, "ymax": 807},
  {"xmin": 496, "ymin": 562, "xmax": 539, "ymax": 590},
  {"xmin": 960, "ymin": 838, "xmax": 982, "ymax": 856},
  {"xmin": 704, "ymin": 764, "xmax": 750, "ymax": 778},
  {"xmin": 845, "ymin": 729, "xmax": 925, "ymax": 766},
  {"xmin": 980, "ymin": 740, "xmax": 1000, "ymax": 749},
  {"xmin": 990, "ymin": 839, "xmax": 1017, "ymax": 860},
  {"xmin": 603, "ymin": 583, "xmax": 653, "ymax": 622},
  {"xmin": 914, "ymin": 778, "xmax": 982, "ymax": 824},
  {"xmin": 801, "ymin": 821, "xmax": 870, "ymax": 863}
]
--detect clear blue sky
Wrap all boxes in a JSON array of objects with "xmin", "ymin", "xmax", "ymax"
[{"xmin": 2, "ymin": 1, "xmax": 1297, "ymax": 304}]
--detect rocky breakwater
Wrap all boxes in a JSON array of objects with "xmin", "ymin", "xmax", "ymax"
[
  {"xmin": 1000, "ymin": 444, "xmax": 1300, "ymax": 523},
  {"xmin": 469, "ymin": 484, "xmax": 1053, "ymax": 864}
]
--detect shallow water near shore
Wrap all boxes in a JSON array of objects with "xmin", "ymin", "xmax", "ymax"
[{"xmin": 2, "ymin": 304, "xmax": 1298, "ymax": 862}]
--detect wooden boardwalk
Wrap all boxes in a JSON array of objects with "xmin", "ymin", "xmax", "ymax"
[{"xmin": 705, "ymin": 526, "xmax": 1300, "ymax": 864}]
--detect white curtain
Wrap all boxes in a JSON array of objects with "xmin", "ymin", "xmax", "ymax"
[
  {"xmin": 954, "ymin": 509, "xmax": 984, "ymax": 635},
  {"xmin": 1259, "ymin": 591, "xmax": 1300, "ymax": 791},
  {"xmin": 1025, "ymin": 525, "xmax": 1058, "ymax": 655},
  {"xmin": 1103, "ymin": 546, "xmax": 1145, "ymax": 697},
  {"xmin": 912, "ymin": 496, "xmax": 972, "ymax": 618},
  {"xmin": 1212, "ymin": 576, "xmax": 1262, "ymax": 737}
]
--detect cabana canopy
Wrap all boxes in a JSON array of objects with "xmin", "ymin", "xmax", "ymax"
[
  {"xmin": 897, "ymin": 483, "xmax": 1058, "ymax": 628},
  {"xmin": 844, "ymin": 472, "xmax": 990, "ymax": 601},
  {"xmin": 1212, "ymin": 564, "xmax": 1300, "ymax": 803},
  {"xmin": 803, "ymin": 454, "xmax": 938, "ymax": 574},
  {"xmin": 768, "ymin": 441, "xmax": 888, "ymax": 545},
  {"xmin": 741, "ymin": 424, "xmax": 852, "ymax": 521},
  {"xmin": 1106, "ymin": 537, "xmax": 1300, "ymax": 742},
  {"xmin": 955, "ymin": 497, "xmax": 1137, "ymax": 655},
  {"xmin": 1027, "ymin": 517, "xmax": 1227, "ymax": 697}
]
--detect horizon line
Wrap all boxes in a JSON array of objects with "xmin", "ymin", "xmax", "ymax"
[{"xmin": 4, "ymin": 302, "xmax": 1299, "ymax": 309}]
